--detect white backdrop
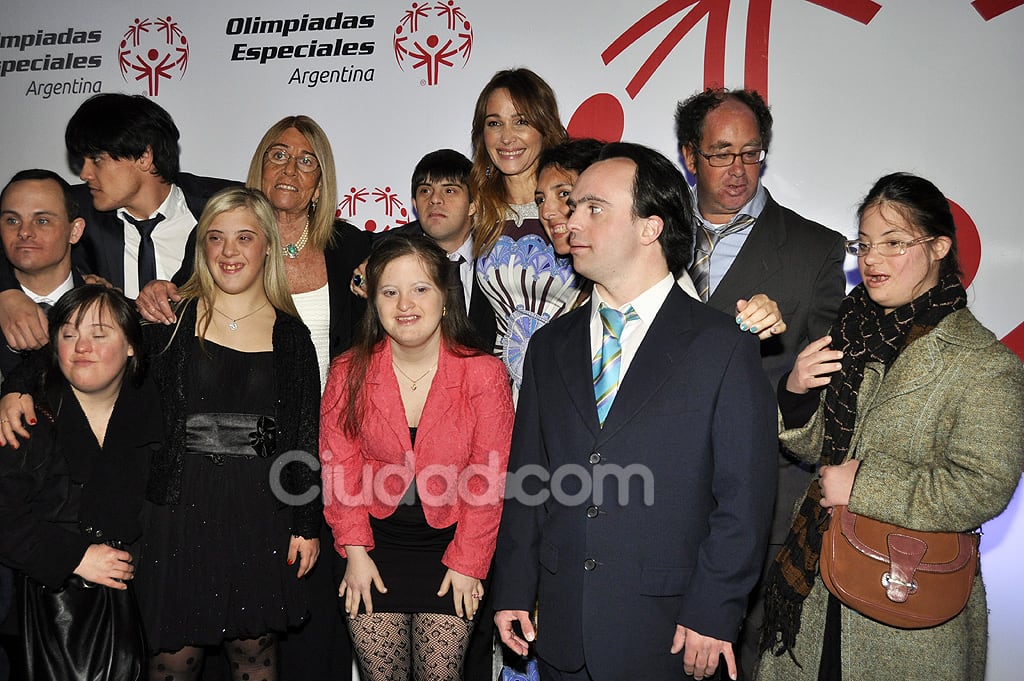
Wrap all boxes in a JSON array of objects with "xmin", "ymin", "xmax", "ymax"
[{"xmin": 2, "ymin": 1, "xmax": 1023, "ymax": 677}]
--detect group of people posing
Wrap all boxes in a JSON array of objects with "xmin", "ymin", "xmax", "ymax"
[{"xmin": 0, "ymin": 66, "xmax": 1020, "ymax": 681}]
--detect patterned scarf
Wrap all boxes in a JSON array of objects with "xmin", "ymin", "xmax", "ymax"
[{"xmin": 760, "ymin": 270, "xmax": 967, "ymax": 661}]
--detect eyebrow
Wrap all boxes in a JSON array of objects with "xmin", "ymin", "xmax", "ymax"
[
  {"xmin": 0, "ymin": 209, "xmax": 60, "ymax": 218},
  {"xmin": 858, "ymin": 228, "xmax": 910, "ymax": 238},
  {"xmin": 569, "ymin": 194, "xmax": 610, "ymax": 208},
  {"xmin": 706, "ymin": 138, "xmax": 761, "ymax": 151},
  {"xmin": 268, "ymin": 142, "xmax": 317, "ymax": 157}
]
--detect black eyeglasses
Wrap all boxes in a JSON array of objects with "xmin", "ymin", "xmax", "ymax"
[{"xmin": 695, "ymin": 148, "xmax": 766, "ymax": 167}]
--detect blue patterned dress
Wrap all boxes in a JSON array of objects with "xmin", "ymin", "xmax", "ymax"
[{"xmin": 476, "ymin": 203, "xmax": 582, "ymax": 389}]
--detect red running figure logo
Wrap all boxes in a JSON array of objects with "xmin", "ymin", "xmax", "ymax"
[
  {"xmin": 393, "ymin": 1, "xmax": 473, "ymax": 86},
  {"xmin": 118, "ymin": 16, "xmax": 190, "ymax": 96},
  {"xmin": 338, "ymin": 186, "xmax": 411, "ymax": 233}
]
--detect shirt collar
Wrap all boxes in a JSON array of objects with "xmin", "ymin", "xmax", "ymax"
[
  {"xmin": 450, "ymin": 234, "xmax": 474, "ymax": 262},
  {"xmin": 590, "ymin": 272, "xmax": 675, "ymax": 327},
  {"xmin": 22, "ymin": 271, "xmax": 74, "ymax": 304},
  {"xmin": 119, "ymin": 183, "xmax": 185, "ymax": 222},
  {"xmin": 691, "ymin": 181, "xmax": 767, "ymax": 232}
]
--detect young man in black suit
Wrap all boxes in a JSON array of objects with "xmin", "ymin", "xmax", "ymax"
[
  {"xmin": 492, "ymin": 143, "xmax": 777, "ymax": 681},
  {"xmin": 355, "ymin": 149, "xmax": 498, "ymax": 354},
  {"xmin": 0, "ymin": 93, "xmax": 235, "ymax": 351}
]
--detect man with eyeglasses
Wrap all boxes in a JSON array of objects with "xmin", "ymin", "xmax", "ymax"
[
  {"xmin": 0, "ymin": 93, "xmax": 236, "ymax": 353},
  {"xmin": 674, "ymin": 87, "xmax": 846, "ymax": 680}
]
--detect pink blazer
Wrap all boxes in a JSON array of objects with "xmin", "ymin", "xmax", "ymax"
[{"xmin": 319, "ymin": 341, "xmax": 514, "ymax": 578}]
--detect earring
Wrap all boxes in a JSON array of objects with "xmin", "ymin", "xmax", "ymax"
[
  {"xmin": 442, "ymin": 306, "xmax": 447, "ymax": 317},
  {"xmin": 310, "ymin": 199, "xmax": 318, "ymax": 215},
  {"xmin": 485, "ymin": 165, "xmax": 492, "ymax": 179}
]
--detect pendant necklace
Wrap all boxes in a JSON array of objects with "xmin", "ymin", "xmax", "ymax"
[
  {"xmin": 283, "ymin": 219, "xmax": 309, "ymax": 259},
  {"xmin": 392, "ymin": 361, "xmax": 436, "ymax": 391},
  {"xmin": 212, "ymin": 301, "xmax": 269, "ymax": 331}
]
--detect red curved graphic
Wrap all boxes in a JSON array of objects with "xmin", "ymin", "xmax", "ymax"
[
  {"xmin": 567, "ymin": 94, "xmax": 625, "ymax": 142},
  {"xmin": 601, "ymin": 0, "xmax": 729, "ymax": 99},
  {"xmin": 603, "ymin": 0, "xmax": 880, "ymax": 101},
  {"xmin": 805, "ymin": 0, "xmax": 883, "ymax": 24},
  {"xmin": 948, "ymin": 199, "xmax": 981, "ymax": 288},
  {"xmin": 972, "ymin": 0, "xmax": 1024, "ymax": 20}
]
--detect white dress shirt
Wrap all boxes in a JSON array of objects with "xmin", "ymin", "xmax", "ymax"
[
  {"xmin": 120, "ymin": 184, "xmax": 196, "ymax": 298},
  {"xmin": 588, "ymin": 273, "xmax": 675, "ymax": 383}
]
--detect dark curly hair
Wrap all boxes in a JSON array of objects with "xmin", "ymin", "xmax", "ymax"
[{"xmin": 674, "ymin": 88, "xmax": 773, "ymax": 153}]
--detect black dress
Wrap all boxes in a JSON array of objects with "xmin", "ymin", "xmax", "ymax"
[
  {"xmin": 365, "ymin": 427, "xmax": 458, "ymax": 615},
  {"xmin": 137, "ymin": 339, "xmax": 309, "ymax": 652}
]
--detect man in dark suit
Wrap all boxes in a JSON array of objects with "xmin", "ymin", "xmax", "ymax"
[
  {"xmin": 675, "ymin": 88, "xmax": 846, "ymax": 678},
  {"xmin": 0, "ymin": 170, "xmax": 88, "ymax": 379},
  {"xmin": 358, "ymin": 149, "xmax": 498, "ymax": 353},
  {"xmin": 0, "ymin": 93, "xmax": 235, "ymax": 352},
  {"xmin": 492, "ymin": 143, "xmax": 777, "ymax": 681}
]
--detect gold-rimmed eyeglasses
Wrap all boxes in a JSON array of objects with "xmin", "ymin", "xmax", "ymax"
[
  {"xmin": 844, "ymin": 236, "xmax": 936, "ymax": 258},
  {"xmin": 264, "ymin": 148, "xmax": 320, "ymax": 173}
]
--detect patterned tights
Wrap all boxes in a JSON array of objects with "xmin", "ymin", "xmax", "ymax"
[
  {"xmin": 148, "ymin": 634, "xmax": 277, "ymax": 681},
  {"xmin": 348, "ymin": 612, "xmax": 474, "ymax": 681}
]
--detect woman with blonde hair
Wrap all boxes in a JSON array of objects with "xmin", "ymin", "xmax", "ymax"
[
  {"xmin": 138, "ymin": 115, "xmax": 372, "ymax": 391},
  {"xmin": 136, "ymin": 186, "xmax": 322, "ymax": 681}
]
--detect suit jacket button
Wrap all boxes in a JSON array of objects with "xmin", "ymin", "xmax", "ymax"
[
  {"xmin": 588, "ymin": 452, "xmax": 602, "ymax": 465},
  {"xmin": 586, "ymin": 505, "xmax": 599, "ymax": 518},
  {"xmin": 584, "ymin": 558, "xmax": 597, "ymax": 571}
]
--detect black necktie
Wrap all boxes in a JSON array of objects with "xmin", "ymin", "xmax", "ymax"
[
  {"xmin": 122, "ymin": 212, "xmax": 165, "ymax": 287},
  {"xmin": 449, "ymin": 255, "xmax": 468, "ymax": 311}
]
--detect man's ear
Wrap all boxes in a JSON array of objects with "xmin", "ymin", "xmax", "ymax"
[
  {"xmin": 68, "ymin": 217, "xmax": 85, "ymax": 245},
  {"xmin": 639, "ymin": 215, "xmax": 664, "ymax": 246},
  {"xmin": 136, "ymin": 146, "xmax": 155, "ymax": 173},
  {"xmin": 681, "ymin": 145, "xmax": 699, "ymax": 176}
]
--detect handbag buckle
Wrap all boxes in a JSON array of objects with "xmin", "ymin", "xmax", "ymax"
[{"xmin": 881, "ymin": 572, "xmax": 918, "ymax": 596}]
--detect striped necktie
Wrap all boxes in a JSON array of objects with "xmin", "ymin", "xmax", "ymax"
[
  {"xmin": 688, "ymin": 213, "xmax": 757, "ymax": 302},
  {"xmin": 593, "ymin": 304, "xmax": 639, "ymax": 427}
]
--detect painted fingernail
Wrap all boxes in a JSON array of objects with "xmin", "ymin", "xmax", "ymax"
[
  {"xmin": 740, "ymin": 323, "xmax": 749, "ymax": 331},
  {"xmin": 750, "ymin": 325, "xmax": 758, "ymax": 333},
  {"xmin": 735, "ymin": 316, "xmax": 742, "ymax": 324},
  {"xmin": 29, "ymin": 419, "xmax": 36, "ymax": 425},
  {"xmin": 287, "ymin": 559, "xmax": 294, "ymax": 565}
]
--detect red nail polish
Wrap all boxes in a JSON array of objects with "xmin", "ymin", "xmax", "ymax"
[
  {"xmin": 29, "ymin": 419, "xmax": 36, "ymax": 425},
  {"xmin": 288, "ymin": 559, "xmax": 294, "ymax": 565}
]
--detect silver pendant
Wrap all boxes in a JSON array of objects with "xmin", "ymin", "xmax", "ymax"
[{"xmin": 228, "ymin": 321, "xmax": 238, "ymax": 331}]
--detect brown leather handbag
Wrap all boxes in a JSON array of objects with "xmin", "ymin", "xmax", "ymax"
[{"xmin": 819, "ymin": 505, "xmax": 979, "ymax": 628}]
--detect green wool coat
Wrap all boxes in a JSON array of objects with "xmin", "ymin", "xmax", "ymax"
[{"xmin": 756, "ymin": 309, "xmax": 1024, "ymax": 681}]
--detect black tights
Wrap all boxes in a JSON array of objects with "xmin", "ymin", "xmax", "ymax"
[
  {"xmin": 348, "ymin": 612, "xmax": 474, "ymax": 681},
  {"xmin": 148, "ymin": 634, "xmax": 277, "ymax": 681}
]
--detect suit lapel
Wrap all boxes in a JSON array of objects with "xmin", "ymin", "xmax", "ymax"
[
  {"xmin": 708, "ymin": 193, "xmax": 784, "ymax": 314},
  {"xmin": 99, "ymin": 211, "xmax": 127, "ymax": 290},
  {"xmin": 598, "ymin": 286, "xmax": 695, "ymax": 440},
  {"xmin": 553, "ymin": 303, "xmax": 602, "ymax": 438}
]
